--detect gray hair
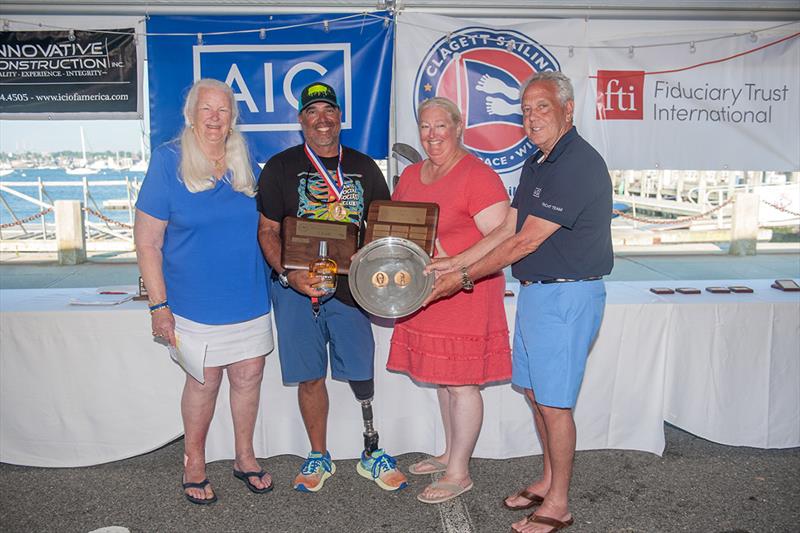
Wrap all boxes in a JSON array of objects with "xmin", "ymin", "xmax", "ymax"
[
  {"xmin": 521, "ymin": 71, "xmax": 574, "ymax": 105},
  {"xmin": 178, "ymin": 79, "xmax": 255, "ymax": 197},
  {"xmin": 183, "ymin": 78, "xmax": 240, "ymax": 127}
]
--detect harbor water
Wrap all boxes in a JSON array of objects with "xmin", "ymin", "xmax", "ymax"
[{"xmin": 0, "ymin": 168, "xmax": 144, "ymax": 226}]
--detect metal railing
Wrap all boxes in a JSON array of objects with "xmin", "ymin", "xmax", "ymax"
[{"xmin": 0, "ymin": 177, "xmax": 140, "ymax": 245}]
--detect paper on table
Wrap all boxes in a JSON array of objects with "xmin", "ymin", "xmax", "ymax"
[
  {"xmin": 69, "ymin": 293, "xmax": 134, "ymax": 306},
  {"xmin": 168, "ymin": 333, "xmax": 207, "ymax": 384}
]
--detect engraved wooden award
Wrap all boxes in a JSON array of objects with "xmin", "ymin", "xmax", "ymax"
[
  {"xmin": 363, "ymin": 201, "xmax": 439, "ymax": 256},
  {"xmin": 281, "ymin": 216, "xmax": 358, "ymax": 274}
]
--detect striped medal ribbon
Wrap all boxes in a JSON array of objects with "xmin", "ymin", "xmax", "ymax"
[{"xmin": 304, "ymin": 143, "xmax": 344, "ymax": 202}]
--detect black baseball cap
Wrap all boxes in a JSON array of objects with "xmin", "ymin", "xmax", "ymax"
[{"xmin": 298, "ymin": 82, "xmax": 339, "ymax": 112}]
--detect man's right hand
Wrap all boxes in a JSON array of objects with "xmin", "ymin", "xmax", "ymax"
[{"xmin": 286, "ymin": 270, "xmax": 329, "ymax": 298}]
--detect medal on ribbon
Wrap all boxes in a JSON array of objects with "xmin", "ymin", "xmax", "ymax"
[{"xmin": 304, "ymin": 143, "xmax": 344, "ymax": 202}]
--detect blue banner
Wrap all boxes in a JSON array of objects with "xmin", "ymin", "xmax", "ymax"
[{"xmin": 146, "ymin": 13, "xmax": 394, "ymax": 162}]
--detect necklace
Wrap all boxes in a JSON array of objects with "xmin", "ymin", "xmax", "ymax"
[
  {"xmin": 198, "ymin": 141, "xmax": 226, "ymax": 173},
  {"xmin": 211, "ymin": 152, "xmax": 226, "ymax": 172}
]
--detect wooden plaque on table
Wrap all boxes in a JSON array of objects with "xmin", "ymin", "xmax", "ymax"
[
  {"xmin": 281, "ymin": 216, "xmax": 358, "ymax": 274},
  {"xmin": 364, "ymin": 201, "xmax": 439, "ymax": 256}
]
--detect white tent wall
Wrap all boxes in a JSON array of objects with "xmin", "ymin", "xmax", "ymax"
[{"xmin": 1, "ymin": 1, "xmax": 799, "ymax": 20}]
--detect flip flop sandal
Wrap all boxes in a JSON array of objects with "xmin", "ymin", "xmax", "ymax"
[
  {"xmin": 502, "ymin": 488, "xmax": 544, "ymax": 510},
  {"xmin": 233, "ymin": 469, "xmax": 274, "ymax": 494},
  {"xmin": 408, "ymin": 457, "xmax": 448, "ymax": 475},
  {"xmin": 182, "ymin": 478, "xmax": 218, "ymax": 505},
  {"xmin": 416, "ymin": 480, "xmax": 474, "ymax": 504},
  {"xmin": 511, "ymin": 514, "xmax": 574, "ymax": 533}
]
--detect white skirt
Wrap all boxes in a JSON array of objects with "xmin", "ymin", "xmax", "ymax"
[{"xmin": 173, "ymin": 313, "xmax": 274, "ymax": 367}]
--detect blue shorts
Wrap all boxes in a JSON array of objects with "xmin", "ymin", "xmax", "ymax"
[
  {"xmin": 270, "ymin": 280, "xmax": 374, "ymax": 384},
  {"xmin": 512, "ymin": 280, "xmax": 606, "ymax": 408}
]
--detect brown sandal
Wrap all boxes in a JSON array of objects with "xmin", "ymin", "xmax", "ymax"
[
  {"xmin": 502, "ymin": 488, "xmax": 544, "ymax": 510},
  {"xmin": 511, "ymin": 513, "xmax": 574, "ymax": 533}
]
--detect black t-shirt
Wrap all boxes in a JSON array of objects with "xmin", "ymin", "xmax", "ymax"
[
  {"xmin": 257, "ymin": 144, "xmax": 390, "ymax": 306},
  {"xmin": 510, "ymin": 127, "xmax": 614, "ymax": 281}
]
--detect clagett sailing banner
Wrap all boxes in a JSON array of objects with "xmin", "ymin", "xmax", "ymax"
[
  {"xmin": 146, "ymin": 13, "xmax": 394, "ymax": 162},
  {"xmin": 395, "ymin": 14, "xmax": 799, "ymax": 193}
]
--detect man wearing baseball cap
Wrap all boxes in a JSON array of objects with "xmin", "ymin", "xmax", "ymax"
[{"xmin": 257, "ymin": 81, "xmax": 407, "ymax": 493}]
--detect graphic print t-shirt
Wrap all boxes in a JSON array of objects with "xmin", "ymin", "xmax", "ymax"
[{"xmin": 257, "ymin": 144, "xmax": 390, "ymax": 306}]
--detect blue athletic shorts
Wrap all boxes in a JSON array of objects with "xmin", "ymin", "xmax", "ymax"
[
  {"xmin": 270, "ymin": 279, "xmax": 374, "ymax": 384},
  {"xmin": 512, "ymin": 280, "xmax": 606, "ymax": 408}
]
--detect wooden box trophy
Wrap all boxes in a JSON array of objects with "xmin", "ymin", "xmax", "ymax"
[
  {"xmin": 363, "ymin": 200, "xmax": 439, "ymax": 256},
  {"xmin": 281, "ymin": 216, "xmax": 358, "ymax": 274}
]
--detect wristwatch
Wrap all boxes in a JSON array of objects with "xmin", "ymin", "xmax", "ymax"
[
  {"xmin": 278, "ymin": 269, "xmax": 290, "ymax": 288},
  {"xmin": 460, "ymin": 267, "xmax": 475, "ymax": 291}
]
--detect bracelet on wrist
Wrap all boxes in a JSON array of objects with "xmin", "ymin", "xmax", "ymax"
[{"xmin": 148, "ymin": 300, "xmax": 169, "ymax": 314}]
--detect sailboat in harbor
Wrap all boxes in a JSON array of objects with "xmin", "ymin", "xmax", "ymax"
[
  {"xmin": 127, "ymin": 133, "xmax": 149, "ymax": 172},
  {"xmin": 65, "ymin": 127, "xmax": 100, "ymax": 176}
]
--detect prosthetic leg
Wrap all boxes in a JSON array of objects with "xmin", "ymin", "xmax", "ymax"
[
  {"xmin": 349, "ymin": 379, "xmax": 379, "ymax": 454},
  {"xmin": 349, "ymin": 379, "xmax": 408, "ymax": 490}
]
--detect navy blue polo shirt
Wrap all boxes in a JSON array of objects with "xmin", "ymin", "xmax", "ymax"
[{"xmin": 510, "ymin": 127, "xmax": 613, "ymax": 281}]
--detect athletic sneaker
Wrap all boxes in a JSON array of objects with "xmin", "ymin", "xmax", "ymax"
[
  {"xmin": 293, "ymin": 450, "xmax": 336, "ymax": 492},
  {"xmin": 356, "ymin": 448, "xmax": 408, "ymax": 491}
]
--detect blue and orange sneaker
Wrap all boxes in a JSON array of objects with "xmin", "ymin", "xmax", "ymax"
[
  {"xmin": 293, "ymin": 451, "xmax": 336, "ymax": 493},
  {"xmin": 356, "ymin": 449, "xmax": 408, "ymax": 491}
]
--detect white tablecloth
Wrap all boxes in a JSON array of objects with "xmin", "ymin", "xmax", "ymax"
[
  {"xmin": 0, "ymin": 289, "xmax": 185, "ymax": 467},
  {"xmin": 1, "ymin": 280, "xmax": 798, "ymax": 467}
]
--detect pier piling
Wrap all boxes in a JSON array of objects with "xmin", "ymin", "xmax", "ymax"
[
  {"xmin": 54, "ymin": 200, "xmax": 86, "ymax": 265},
  {"xmin": 729, "ymin": 192, "xmax": 760, "ymax": 256}
]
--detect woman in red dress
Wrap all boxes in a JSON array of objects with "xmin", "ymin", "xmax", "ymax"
[{"xmin": 387, "ymin": 97, "xmax": 511, "ymax": 504}]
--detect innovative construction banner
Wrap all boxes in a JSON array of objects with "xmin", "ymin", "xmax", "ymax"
[
  {"xmin": 0, "ymin": 29, "xmax": 139, "ymax": 118},
  {"xmin": 395, "ymin": 14, "xmax": 799, "ymax": 186},
  {"xmin": 146, "ymin": 13, "xmax": 394, "ymax": 161}
]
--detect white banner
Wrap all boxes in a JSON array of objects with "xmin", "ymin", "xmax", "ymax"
[
  {"xmin": 586, "ymin": 20, "xmax": 800, "ymax": 171},
  {"xmin": 395, "ymin": 15, "xmax": 800, "ymax": 194}
]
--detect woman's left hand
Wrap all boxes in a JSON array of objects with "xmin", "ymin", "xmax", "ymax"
[{"xmin": 151, "ymin": 308, "xmax": 177, "ymax": 346}]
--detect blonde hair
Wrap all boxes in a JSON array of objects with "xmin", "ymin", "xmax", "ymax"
[
  {"xmin": 417, "ymin": 96, "xmax": 464, "ymax": 143},
  {"xmin": 178, "ymin": 79, "xmax": 256, "ymax": 197}
]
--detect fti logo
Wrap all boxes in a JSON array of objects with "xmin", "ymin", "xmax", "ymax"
[
  {"xmin": 596, "ymin": 70, "xmax": 644, "ymax": 120},
  {"xmin": 414, "ymin": 27, "xmax": 560, "ymax": 174}
]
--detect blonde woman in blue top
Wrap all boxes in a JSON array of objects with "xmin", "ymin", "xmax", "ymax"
[{"xmin": 135, "ymin": 79, "xmax": 273, "ymax": 505}]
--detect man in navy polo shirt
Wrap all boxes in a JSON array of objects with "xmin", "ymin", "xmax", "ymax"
[{"xmin": 425, "ymin": 71, "xmax": 612, "ymax": 533}]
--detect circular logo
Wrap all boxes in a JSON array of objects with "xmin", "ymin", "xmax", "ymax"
[{"xmin": 414, "ymin": 27, "xmax": 560, "ymax": 174}]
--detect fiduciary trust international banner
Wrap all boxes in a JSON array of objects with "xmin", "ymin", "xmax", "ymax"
[{"xmin": 395, "ymin": 14, "xmax": 800, "ymax": 196}]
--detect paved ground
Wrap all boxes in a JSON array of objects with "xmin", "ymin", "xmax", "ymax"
[
  {"xmin": 1, "ymin": 246, "xmax": 799, "ymax": 532},
  {"xmin": 1, "ymin": 427, "xmax": 798, "ymax": 533}
]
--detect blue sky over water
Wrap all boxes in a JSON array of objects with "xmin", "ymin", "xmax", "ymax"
[{"xmin": 0, "ymin": 120, "xmax": 146, "ymax": 155}]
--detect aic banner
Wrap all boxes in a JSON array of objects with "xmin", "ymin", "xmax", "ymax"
[
  {"xmin": 146, "ymin": 13, "xmax": 394, "ymax": 162},
  {"xmin": 0, "ymin": 29, "xmax": 139, "ymax": 118},
  {"xmin": 396, "ymin": 14, "xmax": 799, "ymax": 192}
]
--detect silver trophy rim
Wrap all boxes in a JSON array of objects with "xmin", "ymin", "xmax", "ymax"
[{"xmin": 348, "ymin": 236, "xmax": 432, "ymax": 319}]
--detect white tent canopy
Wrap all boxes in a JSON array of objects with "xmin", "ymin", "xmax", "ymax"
[{"xmin": 1, "ymin": 1, "xmax": 799, "ymax": 20}]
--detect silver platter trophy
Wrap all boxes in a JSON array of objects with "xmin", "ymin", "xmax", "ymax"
[{"xmin": 348, "ymin": 236, "xmax": 434, "ymax": 319}]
